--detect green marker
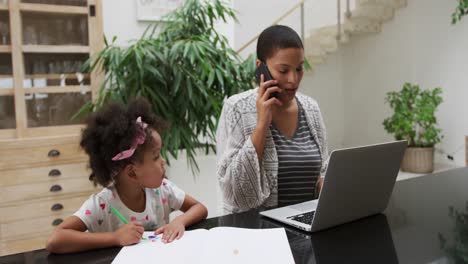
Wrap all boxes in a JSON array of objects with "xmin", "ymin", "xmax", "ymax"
[
  {"xmin": 110, "ymin": 205, "xmax": 147, "ymax": 241},
  {"xmin": 110, "ymin": 205, "xmax": 128, "ymax": 224}
]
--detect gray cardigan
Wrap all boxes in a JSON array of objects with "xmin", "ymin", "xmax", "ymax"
[{"xmin": 216, "ymin": 88, "xmax": 329, "ymax": 213}]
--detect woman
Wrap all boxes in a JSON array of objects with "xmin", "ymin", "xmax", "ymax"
[{"xmin": 216, "ymin": 25, "xmax": 329, "ymax": 213}]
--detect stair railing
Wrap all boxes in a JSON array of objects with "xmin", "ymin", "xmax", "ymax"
[
  {"xmin": 236, "ymin": 0, "xmax": 353, "ymax": 55},
  {"xmin": 236, "ymin": 0, "xmax": 305, "ymax": 54}
]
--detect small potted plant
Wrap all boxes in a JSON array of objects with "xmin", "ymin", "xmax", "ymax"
[{"xmin": 383, "ymin": 82, "xmax": 443, "ymax": 173}]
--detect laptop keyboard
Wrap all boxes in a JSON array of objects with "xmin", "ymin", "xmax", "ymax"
[{"xmin": 287, "ymin": 211, "xmax": 315, "ymax": 225}]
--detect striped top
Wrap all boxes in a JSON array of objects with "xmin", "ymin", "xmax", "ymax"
[{"xmin": 270, "ymin": 101, "xmax": 322, "ymax": 206}]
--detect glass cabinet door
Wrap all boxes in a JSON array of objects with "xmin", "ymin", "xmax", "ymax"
[
  {"xmin": 25, "ymin": 92, "xmax": 91, "ymax": 127},
  {"xmin": 22, "ymin": 53, "xmax": 91, "ymax": 127},
  {"xmin": 0, "ymin": 10, "xmax": 10, "ymax": 45},
  {"xmin": 0, "ymin": 54, "xmax": 14, "ymax": 129},
  {"xmin": 21, "ymin": 0, "xmax": 87, "ymax": 7},
  {"xmin": 22, "ymin": 12, "xmax": 88, "ymax": 46},
  {"xmin": 0, "ymin": 0, "xmax": 103, "ymax": 138},
  {"xmin": 0, "ymin": 95, "xmax": 15, "ymax": 129}
]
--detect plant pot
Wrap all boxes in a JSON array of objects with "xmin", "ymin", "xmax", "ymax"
[{"xmin": 401, "ymin": 147, "xmax": 434, "ymax": 173}]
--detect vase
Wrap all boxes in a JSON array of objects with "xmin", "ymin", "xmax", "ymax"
[{"xmin": 401, "ymin": 147, "xmax": 434, "ymax": 173}]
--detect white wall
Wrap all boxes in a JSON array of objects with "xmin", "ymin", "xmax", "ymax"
[
  {"xmin": 102, "ymin": 0, "xmax": 234, "ymax": 47},
  {"xmin": 302, "ymin": 49, "xmax": 346, "ymax": 152},
  {"xmin": 102, "ymin": 0, "xmax": 153, "ymax": 46},
  {"xmin": 166, "ymin": 150, "xmax": 221, "ymax": 218},
  {"xmin": 339, "ymin": 0, "xmax": 468, "ymax": 166}
]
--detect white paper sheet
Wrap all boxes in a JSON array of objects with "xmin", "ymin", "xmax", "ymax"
[{"xmin": 112, "ymin": 227, "xmax": 294, "ymax": 264}]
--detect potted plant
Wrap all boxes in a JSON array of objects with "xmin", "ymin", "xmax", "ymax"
[
  {"xmin": 452, "ymin": 0, "xmax": 468, "ymax": 24},
  {"xmin": 383, "ymin": 82, "xmax": 443, "ymax": 173},
  {"xmin": 77, "ymin": 0, "xmax": 256, "ymax": 173}
]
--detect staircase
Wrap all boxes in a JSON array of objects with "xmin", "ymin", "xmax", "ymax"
[{"xmin": 305, "ymin": 0, "xmax": 407, "ymax": 65}]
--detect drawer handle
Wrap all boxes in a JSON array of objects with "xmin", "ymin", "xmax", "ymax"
[
  {"xmin": 51, "ymin": 203, "xmax": 64, "ymax": 211},
  {"xmin": 48, "ymin": 169, "xmax": 62, "ymax": 177},
  {"xmin": 50, "ymin": 184, "xmax": 62, "ymax": 192},
  {"xmin": 52, "ymin": 218, "xmax": 63, "ymax": 226},
  {"xmin": 48, "ymin": 149, "xmax": 61, "ymax": 157}
]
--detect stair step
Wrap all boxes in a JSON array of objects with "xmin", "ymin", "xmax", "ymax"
[
  {"xmin": 305, "ymin": 42, "xmax": 327, "ymax": 56},
  {"xmin": 306, "ymin": 54, "xmax": 326, "ymax": 65},
  {"xmin": 318, "ymin": 36, "xmax": 338, "ymax": 53},
  {"xmin": 302, "ymin": 0, "xmax": 406, "ymax": 65},
  {"xmin": 307, "ymin": 32, "xmax": 338, "ymax": 53},
  {"xmin": 313, "ymin": 25, "xmax": 350, "ymax": 43},
  {"xmin": 356, "ymin": 0, "xmax": 407, "ymax": 8},
  {"xmin": 344, "ymin": 17, "xmax": 382, "ymax": 34},
  {"xmin": 351, "ymin": 5, "xmax": 395, "ymax": 22}
]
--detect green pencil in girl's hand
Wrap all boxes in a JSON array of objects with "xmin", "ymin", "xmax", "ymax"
[{"xmin": 110, "ymin": 205, "xmax": 128, "ymax": 224}]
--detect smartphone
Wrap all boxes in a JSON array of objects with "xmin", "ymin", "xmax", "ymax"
[{"xmin": 255, "ymin": 62, "xmax": 278, "ymax": 98}]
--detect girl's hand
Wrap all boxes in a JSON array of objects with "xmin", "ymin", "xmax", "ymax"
[
  {"xmin": 256, "ymin": 74, "xmax": 282, "ymax": 127},
  {"xmin": 113, "ymin": 222, "xmax": 144, "ymax": 246},
  {"xmin": 154, "ymin": 219, "xmax": 185, "ymax": 243}
]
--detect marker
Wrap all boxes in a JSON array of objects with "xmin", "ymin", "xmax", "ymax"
[
  {"xmin": 110, "ymin": 205, "xmax": 128, "ymax": 224},
  {"xmin": 110, "ymin": 205, "xmax": 147, "ymax": 241}
]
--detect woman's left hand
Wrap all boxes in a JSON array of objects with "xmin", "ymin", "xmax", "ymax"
[{"xmin": 154, "ymin": 219, "xmax": 185, "ymax": 243}]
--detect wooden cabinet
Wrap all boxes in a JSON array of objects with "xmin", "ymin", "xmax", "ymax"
[
  {"xmin": 0, "ymin": 0, "xmax": 103, "ymax": 256},
  {"xmin": 0, "ymin": 136, "xmax": 101, "ymax": 256}
]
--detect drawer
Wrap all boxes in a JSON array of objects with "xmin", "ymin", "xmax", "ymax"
[
  {"xmin": 0, "ymin": 177, "xmax": 97, "ymax": 205},
  {"xmin": 0, "ymin": 135, "xmax": 86, "ymax": 170},
  {"xmin": 0, "ymin": 194, "xmax": 93, "ymax": 224},
  {"xmin": 1, "ymin": 212, "xmax": 73, "ymax": 241},
  {"xmin": 0, "ymin": 234, "xmax": 48, "ymax": 256},
  {"xmin": 0, "ymin": 163, "xmax": 89, "ymax": 187}
]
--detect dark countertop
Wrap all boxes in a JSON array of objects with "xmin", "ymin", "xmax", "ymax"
[{"xmin": 2, "ymin": 167, "xmax": 467, "ymax": 264}]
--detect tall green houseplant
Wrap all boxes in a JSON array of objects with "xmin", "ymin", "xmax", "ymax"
[
  {"xmin": 383, "ymin": 83, "xmax": 443, "ymax": 173},
  {"xmin": 80, "ymin": 0, "xmax": 256, "ymax": 172}
]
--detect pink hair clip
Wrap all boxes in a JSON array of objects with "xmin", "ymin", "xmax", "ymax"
[{"xmin": 111, "ymin": 116, "xmax": 148, "ymax": 161}]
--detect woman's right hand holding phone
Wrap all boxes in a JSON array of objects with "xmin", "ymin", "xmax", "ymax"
[
  {"xmin": 256, "ymin": 74, "xmax": 282, "ymax": 127},
  {"xmin": 113, "ymin": 222, "xmax": 144, "ymax": 246},
  {"xmin": 251, "ymin": 74, "xmax": 282, "ymax": 161}
]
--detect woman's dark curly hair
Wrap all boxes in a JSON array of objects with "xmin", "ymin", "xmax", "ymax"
[{"xmin": 80, "ymin": 97, "xmax": 167, "ymax": 187}]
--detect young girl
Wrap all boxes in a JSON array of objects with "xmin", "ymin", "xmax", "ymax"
[{"xmin": 46, "ymin": 98, "xmax": 208, "ymax": 254}]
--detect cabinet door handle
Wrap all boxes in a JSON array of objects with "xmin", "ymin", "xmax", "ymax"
[
  {"xmin": 51, "ymin": 203, "xmax": 64, "ymax": 211},
  {"xmin": 89, "ymin": 5, "xmax": 95, "ymax": 16},
  {"xmin": 52, "ymin": 218, "xmax": 63, "ymax": 226},
  {"xmin": 50, "ymin": 184, "xmax": 62, "ymax": 192},
  {"xmin": 48, "ymin": 149, "xmax": 61, "ymax": 157},
  {"xmin": 48, "ymin": 169, "xmax": 61, "ymax": 177}
]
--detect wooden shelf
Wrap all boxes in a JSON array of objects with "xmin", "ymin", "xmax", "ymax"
[
  {"xmin": 0, "ymin": 46, "xmax": 12, "ymax": 53},
  {"xmin": 22, "ymin": 45, "xmax": 90, "ymax": 53},
  {"xmin": 0, "ymin": 89, "xmax": 14, "ymax": 96},
  {"xmin": 22, "ymin": 124, "xmax": 85, "ymax": 138},
  {"xmin": 23, "ymin": 85, "xmax": 90, "ymax": 94},
  {"xmin": 1, "ymin": 125, "xmax": 86, "ymax": 140},
  {"xmin": 19, "ymin": 3, "xmax": 88, "ymax": 15},
  {"xmin": 25, "ymin": 73, "xmax": 90, "ymax": 80},
  {"xmin": 0, "ymin": 75, "xmax": 13, "ymax": 78},
  {"xmin": 0, "ymin": 129, "xmax": 16, "ymax": 140}
]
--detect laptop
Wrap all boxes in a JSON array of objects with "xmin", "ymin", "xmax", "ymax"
[{"xmin": 260, "ymin": 140, "xmax": 407, "ymax": 232}]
